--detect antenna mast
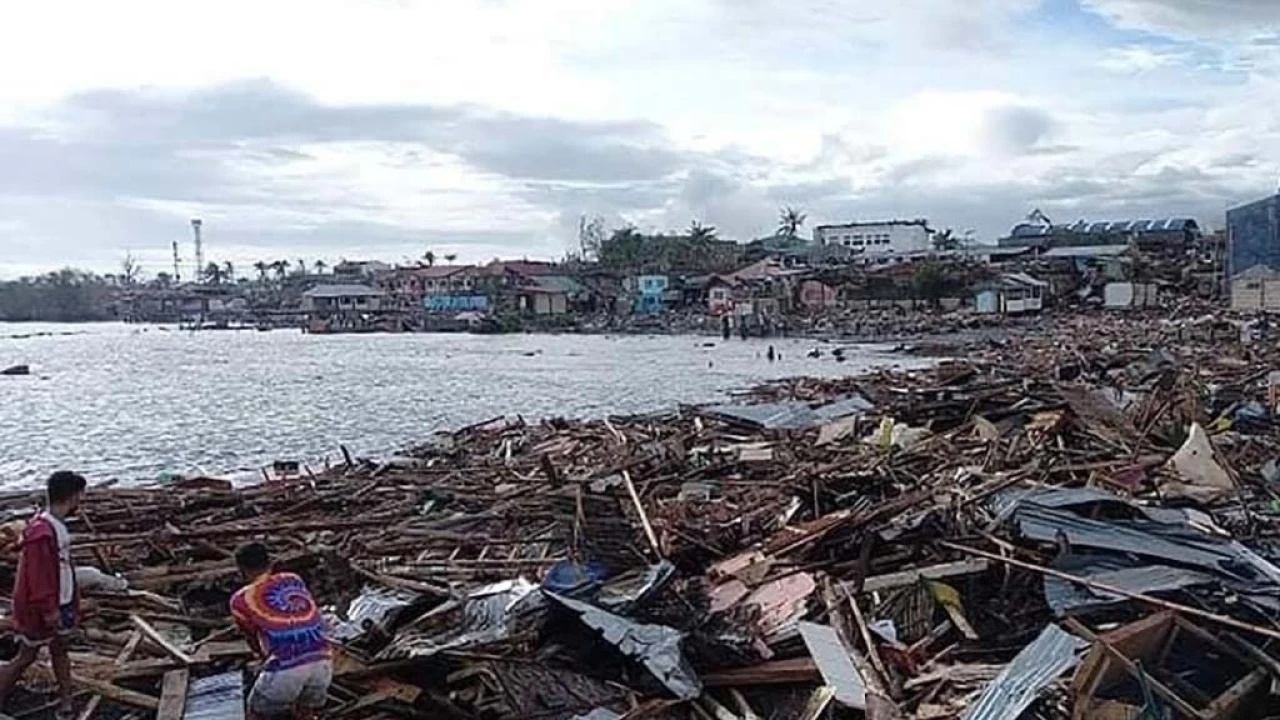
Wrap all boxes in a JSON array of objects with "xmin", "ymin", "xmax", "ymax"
[{"xmin": 191, "ymin": 218, "xmax": 203, "ymax": 283}]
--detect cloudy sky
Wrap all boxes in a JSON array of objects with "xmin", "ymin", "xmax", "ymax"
[{"xmin": 1, "ymin": 0, "xmax": 1278, "ymax": 279}]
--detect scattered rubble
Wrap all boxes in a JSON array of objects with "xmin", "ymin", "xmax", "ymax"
[{"xmin": 5, "ymin": 311, "xmax": 1280, "ymax": 718}]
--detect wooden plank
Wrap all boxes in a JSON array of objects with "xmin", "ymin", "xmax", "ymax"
[
  {"xmin": 128, "ymin": 614, "xmax": 194, "ymax": 665},
  {"xmin": 854, "ymin": 559, "xmax": 990, "ymax": 593},
  {"xmin": 71, "ymin": 674, "xmax": 159, "ymax": 711},
  {"xmin": 76, "ymin": 630, "xmax": 142, "ymax": 720},
  {"xmin": 621, "ymin": 470, "xmax": 662, "ymax": 559},
  {"xmin": 156, "ymin": 669, "xmax": 189, "ymax": 720},
  {"xmin": 1065, "ymin": 619, "xmax": 1201, "ymax": 720},
  {"xmin": 1203, "ymin": 668, "xmax": 1267, "ymax": 720}
]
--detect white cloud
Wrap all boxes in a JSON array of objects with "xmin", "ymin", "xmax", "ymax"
[
  {"xmin": 1083, "ymin": 0, "xmax": 1280, "ymax": 39},
  {"xmin": 1100, "ymin": 46, "xmax": 1185, "ymax": 73},
  {"xmin": 2, "ymin": 0, "xmax": 1280, "ymax": 277}
]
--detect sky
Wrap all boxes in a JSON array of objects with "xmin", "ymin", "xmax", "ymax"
[{"xmin": 0, "ymin": 0, "xmax": 1278, "ymax": 279}]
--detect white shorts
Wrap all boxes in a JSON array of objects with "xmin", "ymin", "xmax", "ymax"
[{"xmin": 248, "ymin": 659, "xmax": 332, "ymax": 717}]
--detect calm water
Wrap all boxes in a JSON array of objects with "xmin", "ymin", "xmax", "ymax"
[{"xmin": 0, "ymin": 322, "xmax": 927, "ymax": 488}]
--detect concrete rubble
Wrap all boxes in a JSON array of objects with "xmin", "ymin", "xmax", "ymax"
[{"xmin": 6, "ymin": 310, "xmax": 1280, "ymax": 718}]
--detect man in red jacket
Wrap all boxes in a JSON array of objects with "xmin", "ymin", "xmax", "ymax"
[{"xmin": 0, "ymin": 471, "xmax": 87, "ymax": 718}]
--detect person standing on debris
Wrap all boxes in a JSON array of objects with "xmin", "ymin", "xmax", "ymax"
[
  {"xmin": 0, "ymin": 470, "xmax": 87, "ymax": 719},
  {"xmin": 231, "ymin": 542, "xmax": 332, "ymax": 720}
]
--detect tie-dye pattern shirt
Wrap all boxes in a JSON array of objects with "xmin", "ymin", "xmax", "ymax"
[{"xmin": 230, "ymin": 572, "xmax": 330, "ymax": 671}]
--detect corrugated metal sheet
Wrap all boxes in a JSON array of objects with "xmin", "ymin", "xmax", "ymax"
[
  {"xmin": 963, "ymin": 624, "xmax": 1087, "ymax": 720},
  {"xmin": 1044, "ymin": 559, "xmax": 1215, "ymax": 616},
  {"xmin": 183, "ymin": 671, "xmax": 245, "ymax": 720},
  {"xmin": 548, "ymin": 593, "xmax": 701, "ymax": 700},
  {"xmin": 703, "ymin": 394, "xmax": 871, "ymax": 430},
  {"xmin": 798, "ymin": 621, "xmax": 867, "ymax": 709}
]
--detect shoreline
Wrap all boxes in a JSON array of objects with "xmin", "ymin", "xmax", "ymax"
[{"xmin": 3, "ymin": 310, "xmax": 1278, "ymax": 718}]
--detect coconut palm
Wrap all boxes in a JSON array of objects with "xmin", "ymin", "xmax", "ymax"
[
  {"xmin": 423, "ymin": 250, "xmax": 436, "ymax": 267},
  {"xmin": 778, "ymin": 206, "xmax": 807, "ymax": 238},
  {"xmin": 443, "ymin": 253, "xmax": 458, "ymax": 264},
  {"xmin": 222, "ymin": 261, "xmax": 235, "ymax": 283},
  {"xmin": 203, "ymin": 262, "xmax": 225, "ymax": 285},
  {"xmin": 688, "ymin": 220, "xmax": 716, "ymax": 241},
  {"xmin": 313, "ymin": 259, "xmax": 328, "ymax": 275},
  {"xmin": 253, "ymin": 261, "xmax": 269, "ymax": 282}
]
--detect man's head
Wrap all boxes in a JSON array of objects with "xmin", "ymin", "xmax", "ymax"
[
  {"xmin": 46, "ymin": 471, "xmax": 87, "ymax": 515},
  {"xmin": 235, "ymin": 542, "xmax": 272, "ymax": 581}
]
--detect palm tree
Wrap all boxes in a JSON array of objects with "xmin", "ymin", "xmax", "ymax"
[
  {"xmin": 313, "ymin": 259, "xmax": 328, "ymax": 275},
  {"xmin": 203, "ymin": 262, "xmax": 225, "ymax": 285},
  {"xmin": 119, "ymin": 253, "xmax": 140, "ymax": 286},
  {"xmin": 443, "ymin": 253, "xmax": 458, "ymax": 264},
  {"xmin": 423, "ymin": 250, "xmax": 436, "ymax": 267},
  {"xmin": 688, "ymin": 220, "xmax": 716, "ymax": 241},
  {"xmin": 222, "ymin": 260, "xmax": 234, "ymax": 283},
  {"xmin": 270, "ymin": 260, "xmax": 289, "ymax": 281},
  {"xmin": 155, "ymin": 272, "xmax": 173, "ymax": 289},
  {"xmin": 932, "ymin": 228, "xmax": 961, "ymax": 251},
  {"xmin": 778, "ymin": 206, "xmax": 807, "ymax": 238},
  {"xmin": 253, "ymin": 261, "xmax": 269, "ymax": 282}
]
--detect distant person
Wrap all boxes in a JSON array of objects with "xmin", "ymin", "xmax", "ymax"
[
  {"xmin": 0, "ymin": 471, "xmax": 88, "ymax": 718},
  {"xmin": 767, "ymin": 345, "xmax": 776, "ymax": 362},
  {"xmin": 231, "ymin": 543, "xmax": 332, "ymax": 720}
]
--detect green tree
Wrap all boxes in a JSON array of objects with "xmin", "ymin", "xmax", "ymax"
[
  {"xmin": 313, "ymin": 259, "xmax": 328, "ymax": 275},
  {"xmin": 577, "ymin": 215, "xmax": 606, "ymax": 262},
  {"xmin": 932, "ymin": 228, "xmax": 961, "ymax": 251},
  {"xmin": 913, "ymin": 262, "xmax": 948, "ymax": 308},
  {"xmin": 222, "ymin": 260, "xmax": 235, "ymax": 283},
  {"xmin": 443, "ymin": 253, "xmax": 458, "ymax": 264},
  {"xmin": 253, "ymin": 261, "xmax": 269, "ymax": 282},
  {"xmin": 423, "ymin": 250, "xmax": 436, "ymax": 267}
]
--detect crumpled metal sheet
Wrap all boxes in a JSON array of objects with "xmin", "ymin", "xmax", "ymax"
[
  {"xmin": 182, "ymin": 671, "xmax": 245, "ymax": 720},
  {"xmin": 1001, "ymin": 488, "xmax": 1280, "ymax": 599},
  {"xmin": 379, "ymin": 578, "xmax": 546, "ymax": 660},
  {"xmin": 1045, "ymin": 556, "xmax": 1216, "ymax": 616},
  {"xmin": 963, "ymin": 624, "xmax": 1087, "ymax": 720},
  {"xmin": 702, "ymin": 394, "xmax": 872, "ymax": 431},
  {"xmin": 1017, "ymin": 502, "xmax": 1280, "ymax": 588},
  {"xmin": 548, "ymin": 592, "xmax": 702, "ymax": 700},
  {"xmin": 596, "ymin": 561, "xmax": 675, "ymax": 613},
  {"xmin": 702, "ymin": 402, "xmax": 825, "ymax": 430},
  {"xmin": 347, "ymin": 584, "xmax": 422, "ymax": 634}
]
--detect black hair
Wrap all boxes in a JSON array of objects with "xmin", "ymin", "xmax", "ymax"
[
  {"xmin": 235, "ymin": 542, "xmax": 271, "ymax": 574},
  {"xmin": 46, "ymin": 471, "xmax": 87, "ymax": 505}
]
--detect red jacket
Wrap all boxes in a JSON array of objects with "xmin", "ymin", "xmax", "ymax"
[{"xmin": 12, "ymin": 515, "xmax": 76, "ymax": 641}]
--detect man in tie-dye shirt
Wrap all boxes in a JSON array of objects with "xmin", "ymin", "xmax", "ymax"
[{"xmin": 230, "ymin": 543, "xmax": 331, "ymax": 719}]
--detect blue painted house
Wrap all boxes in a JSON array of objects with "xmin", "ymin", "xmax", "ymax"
[{"xmin": 633, "ymin": 274, "xmax": 669, "ymax": 314}]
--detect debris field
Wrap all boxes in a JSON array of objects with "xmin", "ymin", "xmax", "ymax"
[{"xmin": 4, "ymin": 312, "xmax": 1280, "ymax": 719}]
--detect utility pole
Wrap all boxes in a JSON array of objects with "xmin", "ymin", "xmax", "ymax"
[{"xmin": 171, "ymin": 240, "xmax": 182, "ymax": 284}]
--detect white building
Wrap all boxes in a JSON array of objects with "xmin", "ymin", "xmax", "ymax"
[{"xmin": 813, "ymin": 219, "xmax": 933, "ymax": 256}]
